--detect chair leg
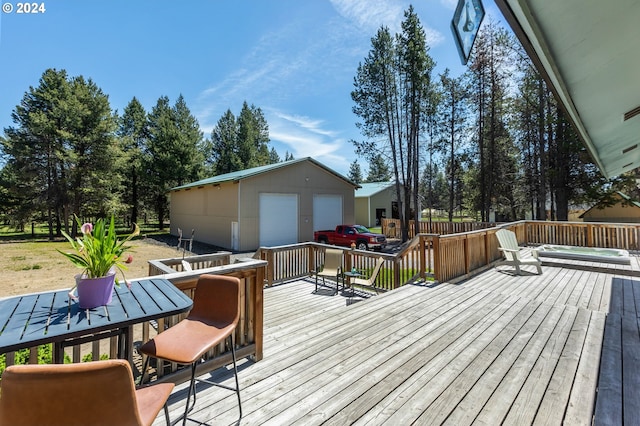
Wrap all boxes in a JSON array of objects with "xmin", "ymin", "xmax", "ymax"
[
  {"xmin": 141, "ymin": 355, "xmax": 173, "ymax": 426},
  {"xmin": 230, "ymin": 335, "xmax": 243, "ymax": 418},
  {"xmin": 163, "ymin": 403, "xmax": 171, "ymax": 426},
  {"xmin": 141, "ymin": 355, "xmax": 150, "ymax": 385},
  {"xmin": 175, "ymin": 363, "xmax": 198, "ymax": 426}
]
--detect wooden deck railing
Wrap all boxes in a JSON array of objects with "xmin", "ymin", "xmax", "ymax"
[
  {"xmin": 258, "ymin": 220, "xmax": 640, "ymax": 288},
  {"xmin": 525, "ymin": 221, "xmax": 640, "ymax": 250},
  {"xmin": 381, "ymin": 218, "xmax": 496, "ymax": 238},
  {"xmin": 257, "ymin": 243, "xmax": 398, "ymax": 290},
  {"xmin": 257, "ymin": 240, "xmax": 434, "ymax": 291},
  {"xmin": 147, "ymin": 252, "xmax": 232, "ymax": 275}
]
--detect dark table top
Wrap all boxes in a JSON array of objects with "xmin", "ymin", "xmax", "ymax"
[{"xmin": 0, "ymin": 278, "xmax": 193, "ymax": 354}]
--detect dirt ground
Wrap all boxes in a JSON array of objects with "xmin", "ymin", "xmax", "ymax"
[{"xmin": 0, "ymin": 236, "xmax": 193, "ymax": 297}]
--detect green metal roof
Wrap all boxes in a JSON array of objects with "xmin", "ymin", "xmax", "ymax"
[
  {"xmin": 614, "ymin": 191, "xmax": 640, "ymax": 209},
  {"xmin": 355, "ymin": 181, "xmax": 395, "ymax": 198},
  {"xmin": 171, "ymin": 157, "xmax": 359, "ymax": 191}
]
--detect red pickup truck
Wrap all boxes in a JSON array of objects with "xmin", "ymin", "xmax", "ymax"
[{"xmin": 314, "ymin": 225, "xmax": 387, "ymax": 251}]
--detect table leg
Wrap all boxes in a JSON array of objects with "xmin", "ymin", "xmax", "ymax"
[
  {"xmin": 117, "ymin": 326, "xmax": 134, "ymax": 364},
  {"xmin": 53, "ymin": 342, "xmax": 64, "ymax": 364}
]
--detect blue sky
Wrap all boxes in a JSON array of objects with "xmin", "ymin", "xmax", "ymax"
[{"xmin": 0, "ymin": 0, "xmax": 504, "ymax": 176}]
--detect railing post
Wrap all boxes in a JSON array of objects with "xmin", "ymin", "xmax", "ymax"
[
  {"xmin": 464, "ymin": 235, "xmax": 470, "ymax": 275},
  {"xmin": 308, "ymin": 245, "xmax": 315, "ymax": 275},
  {"xmin": 393, "ymin": 257, "xmax": 401, "ymax": 289},
  {"xmin": 432, "ymin": 235, "xmax": 441, "ymax": 282},
  {"xmin": 485, "ymin": 230, "xmax": 491, "ymax": 265},
  {"xmin": 265, "ymin": 249, "xmax": 275, "ymax": 287},
  {"xmin": 419, "ymin": 235, "xmax": 426, "ymax": 278},
  {"xmin": 587, "ymin": 224, "xmax": 593, "ymax": 247},
  {"xmin": 253, "ymin": 266, "xmax": 264, "ymax": 361}
]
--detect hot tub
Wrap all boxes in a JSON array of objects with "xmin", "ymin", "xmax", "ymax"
[{"xmin": 534, "ymin": 245, "xmax": 631, "ymax": 265}]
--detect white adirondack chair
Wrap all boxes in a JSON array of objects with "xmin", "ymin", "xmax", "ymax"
[{"xmin": 495, "ymin": 229, "xmax": 542, "ymax": 275}]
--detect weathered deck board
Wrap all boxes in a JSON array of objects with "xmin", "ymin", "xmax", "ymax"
[
  {"xmin": 621, "ymin": 315, "xmax": 640, "ymax": 422},
  {"xmin": 594, "ymin": 314, "xmax": 624, "ymax": 424},
  {"xmin": 564, "ymin": 310, "xmax": 606, "ymax": 424},
  {"xmin": 152, "ymin": 263, "xmax": 639, "ymax": 425}
]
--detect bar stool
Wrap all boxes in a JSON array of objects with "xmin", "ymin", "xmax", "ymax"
[{"xmin": 139, "ymin": 274, "xmax": 242, "ymax": 425}]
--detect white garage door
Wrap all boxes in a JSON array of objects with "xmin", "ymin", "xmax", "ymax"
[
  {"xmin": 313, "ymin": 194, "xmax": 343, "ymax": 231},
  {"xmin": 259, "ymin": 193, "xmax": 298, "ymax": 247}
]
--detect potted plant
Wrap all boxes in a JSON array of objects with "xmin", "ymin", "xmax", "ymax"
[{"xmin": 59, "ymin": 215, "xmax": 139, "ymax": 308}]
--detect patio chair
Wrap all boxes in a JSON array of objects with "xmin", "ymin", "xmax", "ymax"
[
  {"xmin": 349, "ymin": 256, "xmax": 385, "ymax": 297},
  {"xmin": 315, "ymin": 248, "xmax": 344, "ymax": 294},
  {"xmin": 495, "ymin": 228, "xmax": 542, "ymax": 275},
  {"xmin": 139, "ymin": 274, "xmax": 242, "ymax": 425},
  {"xmin": 0, "ymin": 359, "xmax": 174, "ymax": 426}
]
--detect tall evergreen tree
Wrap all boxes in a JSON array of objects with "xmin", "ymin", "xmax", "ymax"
[
  {"xmin": 352, "ymin": 6, "xmax": 436, "ymax": 240},
  {"xmin": 512, "ymin": 55, "xmax": 604, "ymax": 220},
  {"xmin": 438, "ymin": 69, "xmax": 468, "ymax": 221},
  {"xmin": 1, "ymin": 69, "xmax": 117, "ymax": 236},
  {"xmin": 268, "ymin": 147, "xmax": 281, "ymax": 163},
  {"xmin": 206, "ymin": 102, "xmax": 272, "ymax": 174},
  {"xmin": 466, "ymin": 20, "xmax": 517, "ymax": 221},
  {"xmin": 348, "ymin": 160, "xmax": 363, "ymax": 184},
  {"xmin": 146, "ymin": 95, "xmax": 204, "ymax": 229},
  {"xmin": 237, "ymin": 102, "xmax": 270, "ymax": 168},
  {"xmin": 2, "ymin": 69, "xmax": 69, "ymax": 236},
  {"xmin": 172, "ymin": 95, "xmax": 205, "ymax": 185},
  {"xmin": 118, "ymin": 97, "xmax": 148, "ymax": 226},
  {"xmin": 64, "ymin": 76, "xmax": 120, "ymax": 222},
  {"xmin": 209, "ymin": 109, "xmax": 240, "ymax": 174},
  {"xmin": 366, "ymin": 153, "xmax": 391, "ymax": 182}
]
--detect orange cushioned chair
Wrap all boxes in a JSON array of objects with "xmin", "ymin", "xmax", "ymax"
[
  {"xmin": 139, "ymin": 274, "xmax": 242, "ymax": 425},
  {"xmin": 0, "ymin": 359, "xmax": 174, "ymax": 426}
]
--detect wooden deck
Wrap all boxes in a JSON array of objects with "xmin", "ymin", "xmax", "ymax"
[{"xmin": 152, "ymin": 260, "xmax": 640, "ymax": 425}]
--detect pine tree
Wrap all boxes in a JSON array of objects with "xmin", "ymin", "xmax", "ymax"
[
  {"xmin": 209, "ymin": 109, "xmax": 240, "ymax": 174},
  {"xmin": 207, "ymin": 102, "xmax": 271, "ymax": 174},
  {"xmin": 268, "ymin": 147, "xmax": 281, "ymax": 163},
  {"xmin": 466, "ymin": 20, "xmax": 518, "ymax": 221},
  {"xmin": 1, "ymin": 69, "xmax": 118, "ymax": 236},
  {"xmin": 118, "ymin": 97, "xmax": 148, "ymax": 225},
  {"xmin": 146, "ymin": 95, "xmax": 204, "ymax": 229},
  {"xmin": 348, "ymin": 160, "xmax": 363, "ymax": 184},
  {"xmin": 438, "ymin": 69, "xmax": 468, "ymax": 221},
  {"xmin": 352, "ymin": 6, "xmax": 436, "ymax": 240},
  {"xmin": 366, "ymin": 154, "xmax": 391, "ymax": 182},
  {"xmin": 64, "ymin": 76, "xmax": 120, "ymax": 221},
  {"xmin": 237, "ymin": 102, "xmax": 270, "ymax": 168}
]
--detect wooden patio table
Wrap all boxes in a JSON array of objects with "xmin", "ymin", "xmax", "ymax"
[{"xmin": 0, "ymin": 278, "xmax": 193, "ymax": 364}]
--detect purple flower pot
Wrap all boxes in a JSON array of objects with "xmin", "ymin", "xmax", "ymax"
[{"xmin": 75, "ymin": 272, "xmax": 116, "ymax": 309}]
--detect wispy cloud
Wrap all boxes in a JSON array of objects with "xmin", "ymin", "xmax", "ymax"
[
  {"xmin": 193, "ymin": 13, "xmax": 359, "ymax": 165},
  {"xmin": 194, "ymin": 18, "xmax": 342, "ymax": 134},
  {"xmin": 329, "ymin": 0, "xmax": 445, "ymax": 46},
  {"xmin": 267, "ymin": 109, "xmax": 350, "ymax": 170},
  {"xmin": 329, "ymin": 0, "xmax": 405, "ymax": 32},
  {"xmin": 274, "ymin": 112, "xmax": 339, "ymax": 138}
]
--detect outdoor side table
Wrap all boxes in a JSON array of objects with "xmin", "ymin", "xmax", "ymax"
[{"xmin": 343, "ymin": 270, "xmax": 363, "ymax": 298}]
